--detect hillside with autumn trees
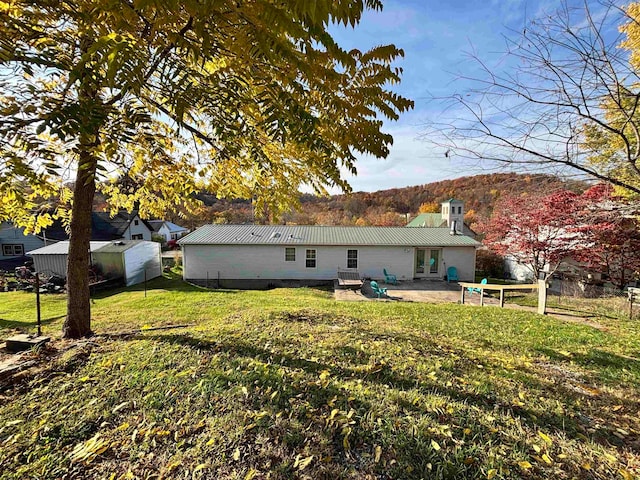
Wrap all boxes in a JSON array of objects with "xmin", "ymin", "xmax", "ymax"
[{"xmin": 152, "ymin": 173, "xmax": 587, "ymax": 229}]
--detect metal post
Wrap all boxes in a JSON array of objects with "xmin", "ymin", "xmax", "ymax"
[{"xmin": 35, "ymin": 273, "xmax": 41, "ymax": 337}]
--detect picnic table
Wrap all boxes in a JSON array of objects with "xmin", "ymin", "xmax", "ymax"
[{"xmin": 458, "ymin": 281, "xmax": 545, "ymax": 313}]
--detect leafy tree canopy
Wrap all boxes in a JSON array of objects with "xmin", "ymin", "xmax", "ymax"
[
  {"xmin": 1, "ymin": 0, "xmax": 414, "ymax": 227},
  {"xmin": 0, "ymin": 0, "xmax": 413, "ymax": 337}
]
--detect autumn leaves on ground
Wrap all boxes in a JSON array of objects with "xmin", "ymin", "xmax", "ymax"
[{"xmin": 1, "ymin": 272, "xmax": 639, "ymax": 479}]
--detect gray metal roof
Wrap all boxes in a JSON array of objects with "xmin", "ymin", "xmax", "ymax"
[
  {"xmin": 28, "ymin": 241, "xmax": 111, "ymax": 255},
  {"xmin": 93, "ymin": 240, "xmax": 150, "ymax": 253},
  {"xmin": 28, "ymin": 240, "xmax": 151, "ymax": 255},
  {"xmin": 178, "ymin": 225, "xmax": 480, "ymax": 247}
]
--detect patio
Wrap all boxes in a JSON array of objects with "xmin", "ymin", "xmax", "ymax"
[{"xmin": 334, "ymin": 279, "xmax": 503, "ymax": 305}]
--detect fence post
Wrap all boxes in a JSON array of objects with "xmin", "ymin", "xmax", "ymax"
[{"xmin": 537, "ymin": 279, "xmax": 547, "ymax": 315}]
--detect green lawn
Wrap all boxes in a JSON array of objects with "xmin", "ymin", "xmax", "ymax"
[{"xmin": 1, "ymin": 271, "xmax": 639, "ymax": 479}]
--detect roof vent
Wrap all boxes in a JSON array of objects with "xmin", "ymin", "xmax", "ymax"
[
  {"xmin": 450, "ymin": 220, "xmax": 457, "ymax": 235},
  {"xmin": 270, "ymin": 232, "xmax": 281, "ymax": 239}
]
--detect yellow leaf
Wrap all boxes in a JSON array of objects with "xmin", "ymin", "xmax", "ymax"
[
  {"xmin": 431, "ymin": 439, "xmax": 441, "ymax": 451},
  {"xmin": 463, "ymin": 428, "xmax": 472, "ymax": 435},
  {"xmin": 193, "ymin": 463, "xmax": 208, "ymax": 473},
  {"xmin": 541, "ymin": 453, "xmax": 553, "ymax": 465},
  {"xmin": 582, "ymin": 462, "xmax": 591, "ymax": 470},
  {"xmin": 518, "ymin": 461, "xmax": 532, "ymax": 470},
  {"xmin": 532, "ymin": 444, "xmax": 541, "ymax": 453},
  {"xmin": 374, "ymin": 445, "xmax": 382, "ymax": 463},
  {"xmin": 241, "ymin": 386, "xmax": 248, "ymax": 397},
  {"xmin": 619, "ymin": 468, "xmax": 635, "ymax": 480},
  {"xmin": 487, "ymin": 469, "xmax": 497, "ymax": 479},
  {"xmin": 538, "ymin": 431, "xmax": 553, "ymax": 445},
  {"xmin": 233, "ymin": 447, "xmax": 241, "ymax": 461},
  {"xmin": 244, "ymin": 469, "xmax": 258, "ymax": 480},
  {"xmin": 294, "ymin": 454, "xmax": 314, "ymax": 471}
]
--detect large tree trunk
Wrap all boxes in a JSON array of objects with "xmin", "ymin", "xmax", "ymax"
[
  {"xmin": 62, "ymin": 149, "xmax": 98, "ymax": 338},
  {"xmin": 62, "ymin": 35, "xmax": 99, "ymax": 339}
]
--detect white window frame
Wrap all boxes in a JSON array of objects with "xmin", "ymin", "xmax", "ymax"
[
  {"xmin": 305, "ymin": 249, "xmax": 316, "ymax": 268},
  {"xmin": 285, "ymin": 247, "xmax": 296, "ymax": 262},
  {"xmin": 347, "ymin": 249, "xmax": 358, "ymax": 269},
  {"xmin": 131, "ymin": 234, "xmax": 143, "ymax": 240}
]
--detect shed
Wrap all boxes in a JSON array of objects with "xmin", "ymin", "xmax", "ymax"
[
  {"xmin": 91, "ymin": 240, "xmax": 162, "ymax": 286},
  {"xmin": 28, "ymin": 241, "xmax": 111, "ymax": 277},
  {"xmin": 28, "ymin": 240, "xmax": 161, "ymax": 286}
]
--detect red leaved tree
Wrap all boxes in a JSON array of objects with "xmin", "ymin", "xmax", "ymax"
[
  {"xmin": 574, "ymin": 185, "xmax": 640, "ymax": 289},
  {"xmin": 480, "ymin": 191, "xmax": 583, "ymax": 280}
]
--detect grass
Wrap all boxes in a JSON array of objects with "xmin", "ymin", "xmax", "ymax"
[{"xmin": 1, "ymin": 270, "xmax": 639, "ymax": 479}]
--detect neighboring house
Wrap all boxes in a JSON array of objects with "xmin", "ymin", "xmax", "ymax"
[
  {"xmin": 29, "ymin": 240, "xmax": 162, "ymax": 286},
  {"xmin": 178, "ymin": 224, "xmax": 480, "ymax": 289},
  {"xmin": 148, "ymin": 220, "xmax": 189, "ymax": 243},
  {"xmin": 45, "ymin": 211, "xmax": 154, "ymax": 241},
  {"xmin": 0, "ymin": 222, "xmax": 47, "ymax": 269},
  {"xmin": 407, "ymin": 199, "xmax": 477, "ymax": 238}
]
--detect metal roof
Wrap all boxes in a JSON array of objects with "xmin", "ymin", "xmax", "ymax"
[
  {"xmin": 93, "ymin": 240, "xmax": 149, "ymax": 253},
  {"xmin": 28, "ymin": 241, "xmax": 111, "ymax": 255},
  {"xmin": 406, "ymin": 213, "xmax": 445, "ymax": 228},
  {"xmin": 178, "ymin": 225, "xmax": 480, "ymax": 247}
]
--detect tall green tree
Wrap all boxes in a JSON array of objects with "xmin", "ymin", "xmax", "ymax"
[{"xmin": 0, "ymin": 0, "xmax": 413, "ymax": 338}]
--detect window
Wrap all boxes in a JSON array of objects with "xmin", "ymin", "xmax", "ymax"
[
  {"xmin": 458, "ymin": 206, "xmax": 462, "ymax": 214},
  {"xmin": 131, "ymin": 234, "xmax": 143, "ymax": 240},
  {"xmin": 347, "ymin": 249, "xmax": 358, "ymax": 269},
  {"xmin": 2, "ymin": 244, "xmax": 24, "ymax": 256},
  {"xmin": 306, "ymin": 249, "xmax": 316, "ymax": 268},
  {"xmin": 285, "ymin": 247, "xmax": 296, "ymax": 262},
  {"xmin": 171, "ymin": 233, "xmax": 179, "ymax": 240},
  {"xmin": 134, "ymin": 219, "xmax": 139, "ymax": 225}
]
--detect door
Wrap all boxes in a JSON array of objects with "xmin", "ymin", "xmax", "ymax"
[{"xmin": 415, "ymin": 248, "xmax": 440, "ymax": 277}]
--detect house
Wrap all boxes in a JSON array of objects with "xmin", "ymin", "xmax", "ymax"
[
  {"xmin": 407, "ymin": 199, "xmax": 477, "ymax": 238},
  {"xmin": 178, "ymin": 224, "xmax": 480, "ymax": 289},
  {"xmin": 45, "ymin": 211, "xmax": 155, "ymax": 241},
  {"xmin": 0, "ymin": 222, "xmax": 47, "ymax": 269},
  {"xmin": 148, "ymin": 220, "xmax": 189, "ymax": 244},
  {"xmin": 29, "ymin": 240, "xmax": 162, "ymax": 286}
]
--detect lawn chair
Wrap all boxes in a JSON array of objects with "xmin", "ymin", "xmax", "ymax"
[
  {"xmin": 467, "ymin": 278, "xmax": 488, "ymax": 294},
  {"xmin": 383, "ymin": 268, "xmax": 397, "ymax": 285},
  {"xmin": 446, "ymin": 266, "xmax": 459, "ymax": 283},
  {"xmin": 369, "ymin": 280, "xmax": 388, "ymax": 298}
]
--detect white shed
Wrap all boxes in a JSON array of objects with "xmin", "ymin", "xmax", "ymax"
[
  {"xmin": 28, "ymin": 241, "xmax": 111, "ymax": 277},
  {"xmin": 28, "ymin": 240, "xmax": 161, "ymax": 286},
  {"xmin": 91, "ymin": 240, "xmax": 162, "ymax": 286}
]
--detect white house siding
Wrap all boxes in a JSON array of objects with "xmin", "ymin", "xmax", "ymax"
[
  {"xmin": 123, "ymin": 216, "xmax": 152, "ymax": 241},
  {"xmin": 123, "ymin": 242, "xmax": 162, "ymax": 286},
  {"xmin": 0, "ymin": 223, "xmax": 45, "ymax": 259},
  {"xmin": 442, "ymin": 247, "xmax": 477, "ymax": 282},
  {"xmin": 182, "ymin": 244, "xmax": 477, "ymax": 286}
]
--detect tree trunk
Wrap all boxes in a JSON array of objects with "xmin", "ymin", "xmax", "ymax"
[
  {"xmin": 62, "ymin": 150, "xmax": 98, "ymax": 338},
  {"xmin": 62, "ymin": 33, "xmax": 99, "ymax": 339}
]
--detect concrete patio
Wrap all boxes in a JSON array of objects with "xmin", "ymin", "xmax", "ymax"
[{"xmin": 334, "ymin": 279, "xmax": 503, "ymax": 305}]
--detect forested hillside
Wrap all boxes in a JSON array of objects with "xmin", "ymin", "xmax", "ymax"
[{"xmin": 160, "ymin": 173, "xmax": 586, "ymax": 228}]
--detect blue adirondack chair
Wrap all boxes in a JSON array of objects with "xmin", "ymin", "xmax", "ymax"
[
  {"xmin": 467, "ymin": 278, "xmax": 488, "ymax": 294},
  {"xmin": 447, "ymin": 266, "xmax": 459, "ymax": 283},
  {"xmin": 370, "ymin": 281, "xmax": 388, "ymax": 298},
  {"xmin": 383, "ymin": 268, "xmax": 397, "ymax": 285}
]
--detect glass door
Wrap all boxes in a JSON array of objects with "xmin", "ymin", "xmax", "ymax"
[{"xmin": 415, "ymin": 249, "xmax": 425, "ymax": 274}]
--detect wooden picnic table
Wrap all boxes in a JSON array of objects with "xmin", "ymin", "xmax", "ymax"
[{"xmin": 458, "ymin": 281, "xmax": 542, "ymax": 310}]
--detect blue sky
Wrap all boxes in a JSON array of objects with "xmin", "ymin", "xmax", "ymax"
[{"xmin": 327, "ymin": 0, "xmax": 623, "ymax": 193}]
